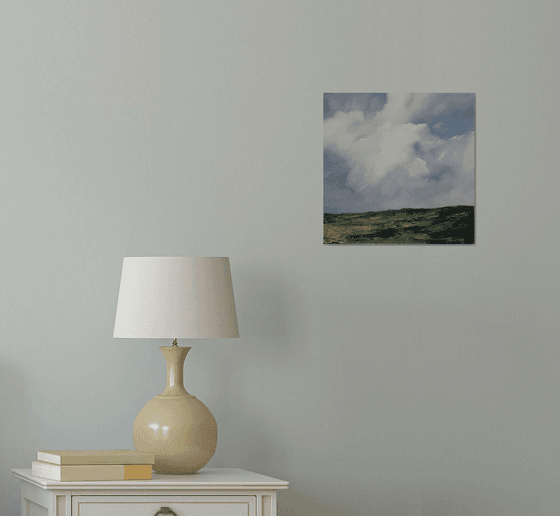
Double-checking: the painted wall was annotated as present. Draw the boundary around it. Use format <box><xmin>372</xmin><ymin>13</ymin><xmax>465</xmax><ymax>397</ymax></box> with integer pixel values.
<box><xmin>1</xmin><ymin>1</ymin><xmax>559</xmax><ymax>514</ymax></box>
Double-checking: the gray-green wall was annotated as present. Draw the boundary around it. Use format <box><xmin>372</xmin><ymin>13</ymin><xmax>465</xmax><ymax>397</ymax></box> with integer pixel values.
<box><xmin>2</xmin><ymin>1</ymin><xmax>559</xmax><ymax>515</ymax></box>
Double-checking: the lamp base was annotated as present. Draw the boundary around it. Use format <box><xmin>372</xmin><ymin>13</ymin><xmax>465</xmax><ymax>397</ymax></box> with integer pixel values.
<box><xmin>133</xmin><ymin>346</ymin><xmax>217</xmax><ymax>474</ymax></box>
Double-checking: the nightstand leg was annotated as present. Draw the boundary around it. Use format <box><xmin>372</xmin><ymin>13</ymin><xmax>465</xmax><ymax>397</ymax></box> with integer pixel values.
<box><xmin>258</xmin><ymin>492</ymin><xmax>278</xmax><ymax>516</ymax></box>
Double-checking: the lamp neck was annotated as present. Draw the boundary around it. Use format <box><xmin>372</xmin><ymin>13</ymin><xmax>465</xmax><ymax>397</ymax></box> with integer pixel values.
<box><xmin>159</xmin><ymin>345</ymin><xmax>191</xmax><ymax>396</ymax></box>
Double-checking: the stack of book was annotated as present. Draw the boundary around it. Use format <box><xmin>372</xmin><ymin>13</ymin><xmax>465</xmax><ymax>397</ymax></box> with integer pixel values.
<box><xmin>31</xmin><ymin>450</ymin><xmax>155</xmax><ymax>481</ymax></box>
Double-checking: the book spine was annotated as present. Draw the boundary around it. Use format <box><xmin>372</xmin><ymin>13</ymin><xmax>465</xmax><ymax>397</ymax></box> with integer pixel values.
<box><xmin>31</xmin><ymin>462</ymin><xmax>152</xmax><ymax>481</ymax></box>
<box><xmin>123</xmin><ymin>464</ymin><xmax>153</xmax><ymax>480</ymax></box>
<box><xmin>37</xmin><ymin>451</ymin><xmax>155</xmax><ymax>465</ymax></box>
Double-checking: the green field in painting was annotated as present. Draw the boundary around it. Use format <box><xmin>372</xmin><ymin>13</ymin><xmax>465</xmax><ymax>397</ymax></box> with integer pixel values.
<box><xmin>323</xmin><ymin>205</ymin><xmax>475</xmax><ymax>245</ymax></box>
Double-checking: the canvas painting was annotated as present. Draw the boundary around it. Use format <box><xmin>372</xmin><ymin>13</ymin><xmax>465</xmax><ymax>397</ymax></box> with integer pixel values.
<box><xmin>323</xmin><ymin>93</ymin><xmax>475</xmax><ymax>245</ymax></box>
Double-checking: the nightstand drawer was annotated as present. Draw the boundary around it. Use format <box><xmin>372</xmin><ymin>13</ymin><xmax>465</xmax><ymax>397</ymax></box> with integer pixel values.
<box><xmin>72</xmin><ymin>495</ymin><xmax>256</xmax><ymax>516</ymax></box>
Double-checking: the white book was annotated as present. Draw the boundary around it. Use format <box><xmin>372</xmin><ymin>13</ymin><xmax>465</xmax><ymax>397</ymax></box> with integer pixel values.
<box><xmin>37</xmin><ymin>450</ymin><xmax>155</xmax><ymax>466</ymax></box>
<box><xmin>31</xmin><ymin>461</ymin><xmax>153</xmax><ymax>481</ymax></box>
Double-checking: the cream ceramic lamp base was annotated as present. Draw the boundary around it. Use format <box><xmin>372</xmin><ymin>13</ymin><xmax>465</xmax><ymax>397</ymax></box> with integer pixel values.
<box><xmin>133</xmin><ymin>346</ymin><xmax>217</xmax><ymax>474</ymax></box>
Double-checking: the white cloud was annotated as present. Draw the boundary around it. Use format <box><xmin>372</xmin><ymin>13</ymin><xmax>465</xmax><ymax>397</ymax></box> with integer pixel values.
<box><xmin>348</xmin><ymin>121</ymin><xmax>427</xmax><ymax>188</ymax></box>
<box><xmin>324</xmin><ymin>93</ymin><xmax>475</xmax><ymax>211</ymax></box>
<box><xmin>404</xmin><ymin>157</ymin><xmax>429</xmax><ymax>177</ymax></box>
<box><xmin>323</xmin><ymin>110</ymin><xmax>366</xmax><ymax>154</ymax></box>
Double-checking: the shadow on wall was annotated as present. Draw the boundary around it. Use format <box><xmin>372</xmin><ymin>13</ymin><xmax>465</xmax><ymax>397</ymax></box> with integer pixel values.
<box><xmin>205</xmin><ymin>263</ymin><xmax>291</xmax><ymax>470</ymax></box>
<box><xmin>278</xmin><ymin>489</ymin><xmax>382</xmax><ymax>516</ymax></box>
<box><xmin>232</xmin><ymin>259</ymin><xmax>309</xmax><ymax>368</ymax></box>
<box><xmin>0</xmin><ymin>362</ymin><xmax>40</xmax><ymax>516</ymax></box>
<box><xmin>235</xmin><ymin>263</ymin><xmax>291</xmax><ymax>350</ymax></box>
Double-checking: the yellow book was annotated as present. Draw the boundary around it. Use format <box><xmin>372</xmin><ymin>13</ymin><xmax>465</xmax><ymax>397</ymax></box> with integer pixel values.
<box><xmin>31</xmin><ymin>461</ymin><xmax>152</xmax><ymax>481</ymax></box>
<box><xmin>37</xmin><ymin>450</ymin><xmax>155</xmax><ymax>466</ymax></box>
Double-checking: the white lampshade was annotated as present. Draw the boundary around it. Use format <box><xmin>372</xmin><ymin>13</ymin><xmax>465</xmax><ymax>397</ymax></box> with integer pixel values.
<box><xmin>113</xmin><ymin>257</ymin><xmax>239</xmax><ymax>339</ymax></box>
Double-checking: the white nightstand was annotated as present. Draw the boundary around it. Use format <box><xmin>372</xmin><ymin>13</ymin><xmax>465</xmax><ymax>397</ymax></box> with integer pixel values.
<box><xmin>12</xmin><ymin>467</ymin><xmax>289</xmax><ymax>516</ymax></box>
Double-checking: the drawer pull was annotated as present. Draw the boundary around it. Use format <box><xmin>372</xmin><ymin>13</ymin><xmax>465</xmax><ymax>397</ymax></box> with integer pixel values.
<box><xmin>154</xmin><ymin>508</ymin><xmax>177</xmax><ymax>516</ymax></box>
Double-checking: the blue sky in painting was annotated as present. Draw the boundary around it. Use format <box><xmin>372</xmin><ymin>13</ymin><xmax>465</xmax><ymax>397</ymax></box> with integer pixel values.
<box><xmin>324</xmin><ymin>93</ymin><xmax>475</xmax><ymax>213</ymax></box>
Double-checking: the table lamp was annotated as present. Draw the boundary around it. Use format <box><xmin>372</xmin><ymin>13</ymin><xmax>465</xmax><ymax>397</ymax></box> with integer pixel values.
<box><xmin>113</xmin><ymin>257</ymin><xmax>239</xmax><ymax>474</ymax></box>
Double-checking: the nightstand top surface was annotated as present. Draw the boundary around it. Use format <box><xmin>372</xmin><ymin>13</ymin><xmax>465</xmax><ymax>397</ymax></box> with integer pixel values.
<box><xmin>12</xmin><ymin>467</ymin><xmax>289</xmax><ymax>491</ymax></box>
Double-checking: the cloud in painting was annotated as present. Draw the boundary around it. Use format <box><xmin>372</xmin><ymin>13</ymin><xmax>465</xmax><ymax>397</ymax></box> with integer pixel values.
<box><xmin>323</xmin><ymin>93</ymin><xmax>475</xmax><ymax>213</ymax></box>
